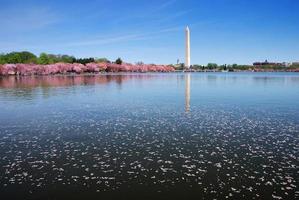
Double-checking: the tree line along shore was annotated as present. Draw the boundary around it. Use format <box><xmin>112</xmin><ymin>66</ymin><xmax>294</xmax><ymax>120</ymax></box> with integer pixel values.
<box><xmin>0</xmin><ymin>51</ymin><xmax>298</xmax><ymax>76</ymax></box>
<box><xmin>175</xmin><ymin>63</ymin><xmax>299</xmax><ymax>72</ymax></box>
<box><xmin>0</xmin><ymin>51</ymin><xmax>174</xmax><ymax>75</ymax></box>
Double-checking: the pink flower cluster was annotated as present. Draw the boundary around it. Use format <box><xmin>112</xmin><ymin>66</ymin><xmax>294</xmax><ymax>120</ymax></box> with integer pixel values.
<box><xmin>106</xmin><ymin>63</ymin><xmax>174</xmax><ymax>72</ymax></box>
<box><xmin>0</xmin><ymin>62</ymin><xmax>174</xmax><ymax>76</ymax></box>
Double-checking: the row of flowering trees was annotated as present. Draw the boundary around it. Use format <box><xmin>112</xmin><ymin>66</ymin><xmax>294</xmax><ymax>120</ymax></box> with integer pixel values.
<box><xmin>0</xmin><ymin>62</ymin><xmax>175</xmax><ymax>76</ymax></box>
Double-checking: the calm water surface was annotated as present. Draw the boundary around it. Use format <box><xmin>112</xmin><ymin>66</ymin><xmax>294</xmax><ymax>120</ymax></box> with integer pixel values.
<box><xmin>0</xmin><ymin>73</ymin><xmax>298</xmax><ymax>199</ymax></box>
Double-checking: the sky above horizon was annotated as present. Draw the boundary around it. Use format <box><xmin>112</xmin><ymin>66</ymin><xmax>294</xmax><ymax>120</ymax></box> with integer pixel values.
<box><xmin>0</xmin><ymin>0</ymin><xmax>298</xmax><ymax>65</ymax></box>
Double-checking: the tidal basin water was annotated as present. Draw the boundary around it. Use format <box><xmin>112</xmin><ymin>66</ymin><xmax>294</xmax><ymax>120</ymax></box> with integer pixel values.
<box><xmin>0</xmin><ymin>73</ymin><xmax>298</xmax><ymax>199</ymax></box>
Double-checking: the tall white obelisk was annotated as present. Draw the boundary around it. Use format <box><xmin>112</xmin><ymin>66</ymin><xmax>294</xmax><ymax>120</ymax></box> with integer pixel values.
<box><xmin>185</xmin><ymin>26</ymin><xmax>191</xmax><ymax>69</ymax></box>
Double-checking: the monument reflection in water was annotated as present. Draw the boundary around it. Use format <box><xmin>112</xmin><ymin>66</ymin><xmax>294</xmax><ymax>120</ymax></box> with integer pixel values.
<box><xmin>0</xmin><ymin>73</ymin><xmax>298</xmax><ymax>200</ymax></box>
<box><xmin>185</xmin><ymin>73</ymin><xmax>191</xmax><ymax>112</ymax></box>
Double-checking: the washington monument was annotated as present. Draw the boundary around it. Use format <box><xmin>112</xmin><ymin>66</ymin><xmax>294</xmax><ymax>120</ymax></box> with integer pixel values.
<box><xmin>185</xmin><ymin>26</ymin><xmax>191</xmax><ymax>69</ymax></box>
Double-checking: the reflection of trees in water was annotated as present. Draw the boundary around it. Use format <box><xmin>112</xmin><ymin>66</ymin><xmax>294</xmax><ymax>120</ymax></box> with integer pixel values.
<box><xmin>0</xmin><ymin>75</ymin><xmax>157</xmax><ymax>99</ymax></box>
<box><xmin>252</xmin><ymin>76</ymin><xmax>286</xmax><ymax>85</ymax></box>
<box><xmin>0</xmin><ymin>77</ymin><xmax>36</xmax><ymax>99</ymax></box>
<box><xmin>188</xmin><ymin>73</ymin><xmax>299</xmax><ymax>86</ymax></box>
<box><xmin>0</xmin><ymin>75</ymin><xmax>155</xmax><ymax>88</ymax></box>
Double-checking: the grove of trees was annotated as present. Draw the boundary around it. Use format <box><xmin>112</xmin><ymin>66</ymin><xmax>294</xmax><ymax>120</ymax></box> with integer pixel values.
<box><xmin>1</xmin><ymin>51</ymin><xmax>298</xmax><ymax>72</ymax></box>
<box><xmin>115</xmin><ymin>58</ymin><xmax>123</xmax><ymax>65</ymax></box>
<box><xmin>0</xmin><ymin>51</ymin><xmax>109</xmax><ymax>65</ymax></box>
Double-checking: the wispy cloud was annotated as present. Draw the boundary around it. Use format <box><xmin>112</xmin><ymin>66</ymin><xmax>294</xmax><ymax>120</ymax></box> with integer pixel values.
<box><xmin>109</xmin><ymin>0</ymin><xmax>178</xmax><ymax>26</ymax></box>
<box><xmin>155</xmin><ymin>9</ymin><xmax>192</xmax><ymax>24</ymax></box>
<box><xmin>63</xmin><ymin>26</ymin><xmax>183</xmax><ymax>47</ymax></box>
<box><xmin>154</xmin><ymin>0</ymin><xmax>177</xmax><ymax>12</ymax></box>
<box><xmin>0</xmin><ymin>5</ymin><xmax>60</xmax><ymax>31</ymax></box>
<box><xmin>65</xmin><ymin>34</ymin><xmax>144</xmax><ymax>47</ymax></box>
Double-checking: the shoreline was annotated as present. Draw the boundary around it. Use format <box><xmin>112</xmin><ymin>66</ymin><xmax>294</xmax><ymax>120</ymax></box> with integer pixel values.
<box><xmin>0</xmin><ymin>71</ymin><xmax>298</xmax><ymax>78</ymax></box>
<box><xmin>1</xmin><ymin>63</ymin><xmax>298</xmax><ymax>76</ymax></box>
<box><xmin>0</xmin><ymin>62</ymin><xmax>175</xmax><ymax>76</ymax></box>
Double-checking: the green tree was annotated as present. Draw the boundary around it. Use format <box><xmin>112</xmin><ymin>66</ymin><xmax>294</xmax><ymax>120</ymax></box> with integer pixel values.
<box><xmin>47</xmin><ymin>54</ymin><xmax>59</xmax><ymax>63</ymax></box>
<box><xmin>96</xmin><ymin>58</ymin><xmax>109</xmax><ymax>63</ymax></box>
<box><xmin>290</xmin><ymin>63</ymin><xmax>299</xmax><ymax>68</ymax></box>
<box><xmin>18</xmin><ymin>51</ymin><xmax>37</xmax><ymax>63</ymax></box>
<box><xmin>74</xmin><ymin>57</ymin><xmax>95</xmax><ymax>64</ymax></box>
<box><xmin>115</xmin><ymin>57</ymin><xmax>123</xmax><ymax>65</ymax></box>
<box><xmin>38</xmin><ymin>53</ymin><xmax>51</xmax><ymax>64</ymax></box>
<box><xmin>0</xmin><ymin>54</ymin><xmax>7</xmax><ymax>64</ymax></box>
<box><xmin>61</xmin><ymin>55</ymin><xmax>75</xmax><ymax>63</ymax></box>
<box><xmin>207</xmin><ymin>63</ymin><xmax>218</xmax><ymax>69</ymax></box>
<box><xmin>6</xmin><ymin>52</ymin><xmax>22</xmax><ymax>63</ymax></box>
<box><xmin>219</xmin><ymin>64</ymin><xmax>227</xmax><ymax>70</ymax></box>
<box><xmin>191</xmin><ymin>64</ymin><xmax>203</xmax><ymax>70</ymax></box>
<box><xmin>1</xmin><ymin>51</ymin><xmax>38</xmax><ymax>64</ymax></box>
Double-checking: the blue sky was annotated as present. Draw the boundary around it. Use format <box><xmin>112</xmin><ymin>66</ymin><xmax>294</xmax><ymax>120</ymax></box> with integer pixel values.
<box><xmin>0</xmin><ymin>0</ymin><xmax>298</xmax><ymax>65</ymax></box>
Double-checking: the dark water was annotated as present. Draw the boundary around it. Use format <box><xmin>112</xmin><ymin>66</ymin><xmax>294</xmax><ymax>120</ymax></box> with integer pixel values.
<box><xmin>0</xmin><ymin>73</ymin><xmax>298</xmax><ymax>200</ymax></box>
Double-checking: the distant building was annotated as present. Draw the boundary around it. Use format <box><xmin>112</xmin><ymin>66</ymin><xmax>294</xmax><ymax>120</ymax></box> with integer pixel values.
<box><xmin>282</xmin><ymin>62</ymin><xmax>291</xmax><ymax>67</ymax></box>
<box><xmin>253</xmin><ymin>60</ymin><xmax>285</xmax><ymax>66</ymax></box>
